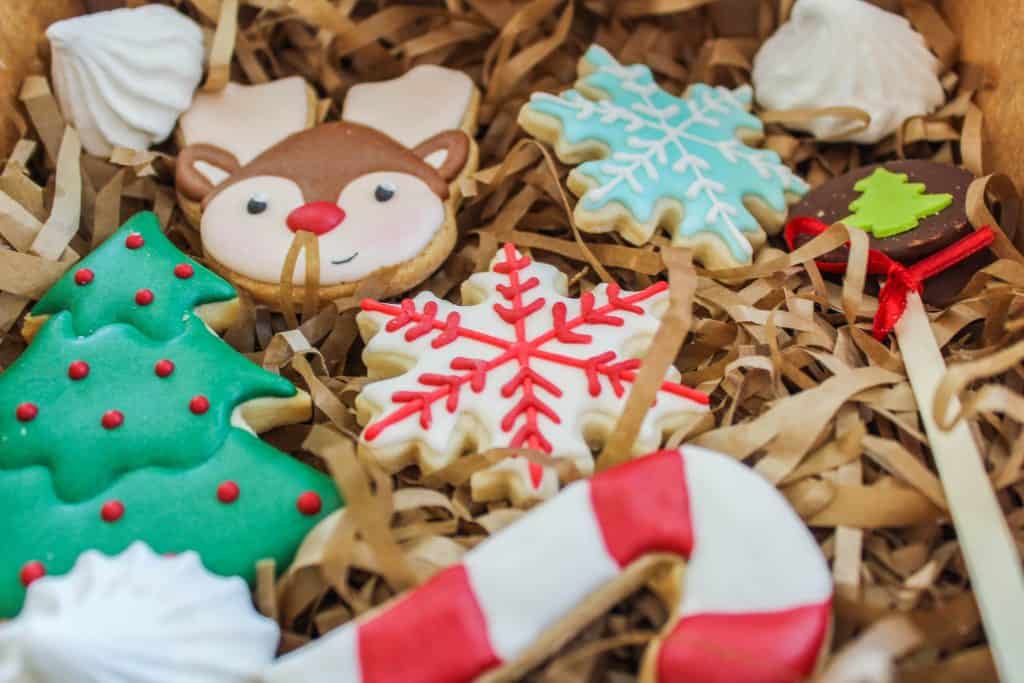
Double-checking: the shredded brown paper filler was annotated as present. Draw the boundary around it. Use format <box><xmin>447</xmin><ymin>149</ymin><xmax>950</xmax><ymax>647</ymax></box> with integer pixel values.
<box><xmin>2</xmin><ymin>1</ymin><xmax>1024</xmax><ymax>681</ymax></box>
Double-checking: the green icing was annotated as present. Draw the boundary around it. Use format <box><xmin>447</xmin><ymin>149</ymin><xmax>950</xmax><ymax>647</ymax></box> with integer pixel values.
<box><xmin>0</xmin><ymin>313</ymin><xmax>298</xmax><ymax>502</ymax></box>
<box><xmin>845</xmin><ymin>168</ymin><xmax>953</xmax><ymax>239</ymax></box>
<box><xmin>32</xmin><ymin>211</ymin><xmax>236</xmax><ymax>339</ymax></box>
<box><xmin>0</xmin><ymin>428</ymin><xmax>340</xmax><ymax>616</ymax></box>
<box><xmin>0</xmin><ymin>212</ymin><xmax>343</xmax><ymax>617</ymax></box>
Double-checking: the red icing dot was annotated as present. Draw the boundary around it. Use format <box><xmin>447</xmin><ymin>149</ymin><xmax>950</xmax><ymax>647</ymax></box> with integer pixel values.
<box><xmin>68</xmin><ymin>360</ymin><xmax>90</xmax><ymax>380</ymax></box>
<box><xmin>217</xmin><ymin>481</ymin><xmax>240</xmax><ymax>503</ymax></box>
<box><xmin>135</xmin><ymin>288</ymin><xmax>154</xmax><ymax>306</ymax></box>
<box><xmin>100</xmin><ymin>500</ymin><xmax>124</xmax><ymax>522</ymax></box>
<box><xmin>155</xmin><ymin>359</ymin><xmax>175</xmax><ymax>377</ymax></box>
<box><xmin>19</xmin><ymin>561</ymin><xmax>45</xmax><ymax>587</ymax></box>
<box><xmin>74</xmin><ymin>268</ymin><xmax>94</xmax><ymax>286</ymax></box>
<box><xmin>174</xmin><ymin>263</ymin><xmax>194</xmax><ymax>279</ymax></box>
<box><xmin>101</xmin><ymin>410</ymin><xmax>124</xmax><ymax>429</ymax></box>
<box><xmin>125</xmin><ymin>232</ymin><xmax>145</xmax><ymax>249</ymax></box>
<box><xmin>15</xmin><ymin>402</ymin><xmax>37</xmax><ymax>422</ymax></box>
<box><xmin>189</xmin><ymin>395</ymin><xmax>210</xmax><ymax>415</ymax></box>
<box><xmin>296</xmin><ymin>491</ymin><xmax>322</xmax><ymax>516</ymax></box>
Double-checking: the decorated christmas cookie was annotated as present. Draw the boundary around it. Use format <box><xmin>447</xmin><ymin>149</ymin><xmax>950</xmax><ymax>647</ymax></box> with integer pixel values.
<box><xmin>176</xmin><ymin>122</ymin><xmax>471</xmax><ymax>307</ymax></box>
<box><xmin>47</xmin><ymin>4</ymin><xmax>204</xmax><ymax>157</ymax></box>
<box><xmin>0</xmin><ymin>543</ymin><xmax>279</xmax><ymax>683</ymax></box>
<box><xmin>176</xmin><ymin>77</ymin><xmax>319</xmax><ymax>226</ymax></box>
<box><xmin>753</xmin><ymin>0</ymin><xmax>944</xmax><ymax>144</ymax></box>
<box><xmin>788</xmin><ymin>160</ymin><xmax>990</xmax><ymax>304</ymax></box>
<box><xmin>519</xmin><ymin>45</ymin><xmax>807</xmax><ymax>270</ymax></box>
<box><xmin>266</xmin><ymin>447</ymin><xmax>833</xmax><ymax>683</ymax></box>
<box><xmin>0</xmin><ymin>213</ymin><xmax>341</xmax><ymax>617</ymax></box>
<box><xmin>342</xmin><ymin>64</ymin><xmax>479</xmax><ymax>197</ymax></box>
<box><xmin>356</xmin><ymin>244</ymin><xmax>710</xmax><ymax>503</ymax></box>
<box><xmin>23</xmin><ymin>212</ymin><xmax>239</xmax><ymax>342</ymax></box>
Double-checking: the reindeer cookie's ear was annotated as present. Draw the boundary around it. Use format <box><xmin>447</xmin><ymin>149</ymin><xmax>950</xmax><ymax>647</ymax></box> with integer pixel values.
<box><xmin>412</xmin><ymin>130</ymin><xmax>470</xmax><ymax>182</ymax></box>
<box><xmin>176</xmin><ymin>144</ymin><xmax>242</xmax><ymax>203</ymax></box>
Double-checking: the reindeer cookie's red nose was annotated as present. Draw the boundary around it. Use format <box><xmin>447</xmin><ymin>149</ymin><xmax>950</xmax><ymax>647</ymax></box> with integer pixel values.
<box><xmin>286</xmin><ymin>202</ymin><xmax>346</xmax><ymax>235</ymax></box>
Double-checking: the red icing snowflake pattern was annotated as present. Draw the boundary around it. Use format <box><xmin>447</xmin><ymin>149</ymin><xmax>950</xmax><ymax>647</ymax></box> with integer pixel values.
<box><xmin>357</xmin><ymin>244</ymin><xmax>709</xmax><ymax>501</ymax></box>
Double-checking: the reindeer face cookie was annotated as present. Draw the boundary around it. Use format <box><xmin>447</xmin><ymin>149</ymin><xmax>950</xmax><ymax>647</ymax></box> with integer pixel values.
<box><xmin>176</xmin><ymin>122</ymin><xmax>470</xmax><ymax>305</ymax></box>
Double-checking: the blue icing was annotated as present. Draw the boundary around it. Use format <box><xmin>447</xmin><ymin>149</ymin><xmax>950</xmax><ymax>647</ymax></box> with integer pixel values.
<box><xmin>524</xmin><ymin>45</ymin><xmax>808</xmax><ymax>263</ymax></box>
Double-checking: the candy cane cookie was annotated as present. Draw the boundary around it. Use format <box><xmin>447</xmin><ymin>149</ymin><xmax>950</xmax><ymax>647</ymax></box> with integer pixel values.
<box><xmin>265</xmin><ymin>447</ymin><xmax>833</xmax><ymax>683</ymax></box>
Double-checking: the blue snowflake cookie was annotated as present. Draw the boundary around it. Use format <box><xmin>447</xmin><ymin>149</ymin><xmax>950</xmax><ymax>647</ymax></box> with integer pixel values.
<box><xmin>519</xmin><ymin>45</ymin><xmax>808</xmax><ymax>268</ymax></box>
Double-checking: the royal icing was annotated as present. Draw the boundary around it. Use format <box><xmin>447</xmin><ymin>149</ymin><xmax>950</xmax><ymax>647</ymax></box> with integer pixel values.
<box><xmin>177</xmin><ymin>122</ymin><xmax>470</xmax><ymax>289</ymax></box>
<box><xmin>0</xmin><ymin>214</ymin><xmax>341</xmax><ymax>617</ymax></box>
<box><xmin>844</xmin><ymin>167</ymin><xmax>953</xmax><ymax>238</ymax></box>
<box><xmin>356</xmin><ymin>244</ymin><xmax>710</xmax><ymax>503</ymax></box>
<box><xmin>342</xmin><ymin>65</ymin><xmax>475</xmax><ymax>149</ymax></box>
<box><xmin>47</xmin><ymin>5</ymin><xmax>204</xmax><ymax>157</ymax></box>
<box><xmin>0</xmin><ymin>543</ymin><xmax>280</xmax><ymax>683</ymax></box>
<box><xmin>752</xmin><ymin>0</ymin><xmax>945</xmax><ymax>144</ymax></box>
<box><xmin>519</xmin><ymin>45</ymin><xmax>807</xmax><ymax>265</ymax></box>
<box><xmin>179</xmin><ymin>77</ymin><xmax>315</xmax><ymax>186</ymax></box>
<box><xmin>265</xmin><ymin>447</ymin><xmax>833</xmax><ymax>683</ymax></box>
<box><xmin>30</xmin><ymin>212</ymin><xmax>235</xmax><ymax>339</ymax></box>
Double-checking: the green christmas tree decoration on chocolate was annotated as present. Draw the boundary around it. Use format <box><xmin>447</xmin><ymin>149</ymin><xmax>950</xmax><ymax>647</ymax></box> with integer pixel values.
<box><xmin>26</xmin><ymin>211</ymin><xmax>237</xmax><ymax>340</ymax></box>
<box><xmin>845</xmin><ymin>167</ymin><xmax>953</xmax><ymax>239</ymax></box>
<box><xmin>0</xmin><ymin>212</ymin><xmax>341</xmax><ymax>617</ymax></box>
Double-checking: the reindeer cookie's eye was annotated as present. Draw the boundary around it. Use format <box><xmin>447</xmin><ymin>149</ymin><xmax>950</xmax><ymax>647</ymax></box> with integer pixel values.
<box><xmin>246</xmin><ymin>193</ymin><xmax>269</xmax><ymax>215</ymax></box>
<box><xmin>374</xmin><ymin>183</ymin><xmax>396</xmax><ymax>203</ymax></box>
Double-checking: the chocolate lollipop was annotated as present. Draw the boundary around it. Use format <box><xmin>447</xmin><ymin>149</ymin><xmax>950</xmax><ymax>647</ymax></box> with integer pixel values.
<box><xmin>788</xmin><ymin>160</ymin><xmax>992</xmax><ymax>305</ymax></box>
<box><xmin>786</xmin><ymin>214</ymin><xmax>1024</xmax><ymax>682</ymax></box>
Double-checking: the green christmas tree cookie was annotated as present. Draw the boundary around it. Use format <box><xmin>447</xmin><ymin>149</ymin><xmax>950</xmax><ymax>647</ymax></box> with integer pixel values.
<box><xmin>0</xmin><ymin>212</ymin><xmax>342</xmax><ymax>616</ymax></box>
<box><xmin>25</xmin><ymin>211</ymin><xmax>239</xmax><ymax>340</ymax></box>
<box><xmin>845</xmin><ymin>167</ymin><xmax>953</xmax><ymax>239</ymax></box>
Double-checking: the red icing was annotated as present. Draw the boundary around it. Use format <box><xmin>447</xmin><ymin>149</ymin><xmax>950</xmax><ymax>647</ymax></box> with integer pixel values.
<box><xmin>19</xmin><ymin>561</ymin><xmax>45</xmax><ymax>587</ymax></box>
<box><xmin>101</xmin><ymin>410</ymin><xmax>124</xmax><ymax>429</ymax></box>
<box><xmin>154</xmin><ymin>359</ymin><xmax>175</xmax><ymax>377</ymax></box>
<box><xmin>189</xmin><ymin>395</ymin><xmax>210</xmax><ymax>415</ymax></box>
<box><xmin>135</xmin><ymin>288</ymin><xmax>155</xmax><ymax>306</ymax></box>
<box><xmin>68</xmin><ymin>360</ymin><xmax>90</xmax><ymax>380</ymax></box>
<box><xmin>217</xmin><ymin>481</ymin><xmax>240</xmax><ymax>503</ymax></box>
<box><xmin>296</xmin><ymin>491</ymin><xmax>322</xmax><ymax>516</ymax></box>
<box><xmin>656</xmin><ymin>602</ymin><xmax>832</xmax><ymax>683</ymax></box>
<box><xmin>286</xmin><ymin>201</ymin><xmax>346</xmax><ymax>235</ymax></box>
<box><xmin>74</xmin><ymin>268</ymin><xmax>94</xmax><ymax>285</ymax></box>
<box><xmin>590</xmin><ymin>450</ymin><xmax>693</xmax><ymax>567</ymax></box>
<box><xmin>100</xmin><ymin>500</ymin><xmax>125</xmax><ymax>522</ymax></box>
<box><xmin>15</xmin><ymin>402</ymin><xmax>38</xmax><ymax>422</ymax></box>
<box><xmin>174</xmin><ymin>263</ymin><xmax>195</xmax><ymax>279</ymax></box>
<box><xmin>358</xmin><ymin>565</ymin><xmax>501</xmax><ymax>683</ymax></box>
<box><xmin>125</xmin><ymin>232</ymin><xmax>145</xmax><ymax>249</ymax></box>
<box><xmin>360</xmin><ymin>244</ymin><xmax>709</xmax><ymax>489</ymax></box>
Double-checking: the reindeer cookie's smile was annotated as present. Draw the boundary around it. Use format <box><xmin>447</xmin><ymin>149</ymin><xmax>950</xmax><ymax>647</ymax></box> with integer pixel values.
<box><xmin>331</xmin><ymin>252</ymin><xmax>359</xmax><ymax>266</ymax></box>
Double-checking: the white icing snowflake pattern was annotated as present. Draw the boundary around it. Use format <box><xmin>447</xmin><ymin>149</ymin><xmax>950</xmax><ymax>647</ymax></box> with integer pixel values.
<box><xmin>519</xmin><ymin>45</ymin><xmax>807</xmax><ymax>265</ymax></box>
<box><xmin>356</xmin><ymin>244</ymin><xmax>709</xmax><ymax>503</ymax></box>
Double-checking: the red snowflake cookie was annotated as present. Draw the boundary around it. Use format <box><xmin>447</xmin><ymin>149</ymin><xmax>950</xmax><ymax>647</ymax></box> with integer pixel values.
<box><xmin>356</xmin><ymin>244</ymin><xmax>709</xmax><ymax>503</ymax></box>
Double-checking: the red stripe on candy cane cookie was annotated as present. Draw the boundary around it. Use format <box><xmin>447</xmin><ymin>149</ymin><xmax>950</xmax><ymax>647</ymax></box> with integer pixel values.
<box><xmin>656</xmin><ymin>605</ymin><xmax>832</xmax><ymax>683</ymax></box>
<box><xmin>590</xmin><ymin>449</ymin><xmax>693</xmax><ymax>566</ymax></box>
<box><xmin>358</xmin><ymin>564</ymin><xmax>500</xmax><ymax>683</ymax></box>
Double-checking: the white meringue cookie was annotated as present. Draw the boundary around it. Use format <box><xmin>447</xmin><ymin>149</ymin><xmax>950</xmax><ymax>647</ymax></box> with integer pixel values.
<box><xmin>752</xmin><ymin>0</ymin><xmax>945</xmax><ymax>144</ymax></box>
<box><xmin>47</xmin><ymin>5</ymin><xmax>205</xmax><ymax>157</ymax></box>
<box><xmin>0</xmin><ymin>543</ymin><xmax>279</xmax><ymax>683</ymax></box>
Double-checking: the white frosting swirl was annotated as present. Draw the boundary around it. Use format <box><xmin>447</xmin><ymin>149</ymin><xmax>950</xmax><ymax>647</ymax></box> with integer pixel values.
<box><xmin>47</xmin><ymin>5</ymin><xmax>204</xmax><ymax>157</ymax></box>
<box><xmin>0</xmin><ymin>543</ymin><xmax>279</xmax><ymax>683</ymax></box>
<box><xmin>752</xmin><ymin>0</ymin><xmax>944</xmax><ymax>144</ymax></box>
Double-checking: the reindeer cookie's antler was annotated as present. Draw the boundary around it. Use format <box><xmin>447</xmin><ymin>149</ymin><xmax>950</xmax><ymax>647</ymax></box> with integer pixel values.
<box><xmin>265</xmin><ymin>447</ymin><xmax>833</xmax><ymax>683</ymax></box>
